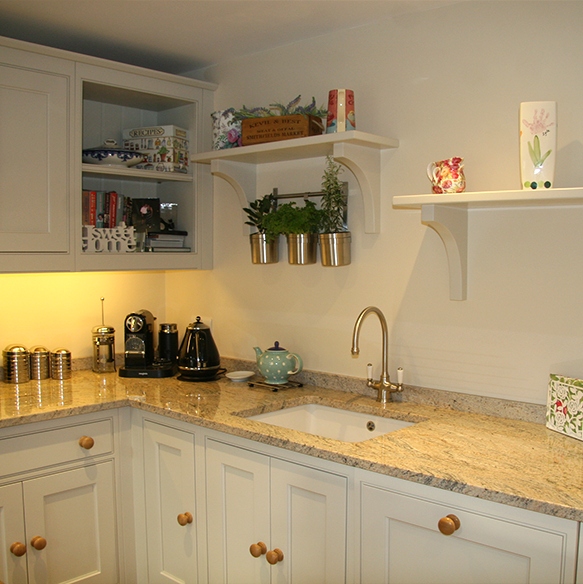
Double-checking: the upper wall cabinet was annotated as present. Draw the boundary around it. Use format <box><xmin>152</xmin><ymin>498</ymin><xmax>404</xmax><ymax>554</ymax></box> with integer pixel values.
<box><xmin>0</xmin><ymin>45</ymin><xmax>75</xmax><ymax>272</ymax></box>
<box><xmin>192</xmin><ymin>131</ymin><xmax>399</xmax><ymax>234</ymax></box>
<box><xmin>0</xmin><ymin>36</ymin><xmax>217</xmax><ymax>274</ymax></box>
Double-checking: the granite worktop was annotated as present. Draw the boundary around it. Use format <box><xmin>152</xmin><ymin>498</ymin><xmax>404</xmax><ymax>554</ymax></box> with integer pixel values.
<box><xmin>1</xmin><ymin>369</ymin><xmax>583</xmax><ymax>522</ymax></box>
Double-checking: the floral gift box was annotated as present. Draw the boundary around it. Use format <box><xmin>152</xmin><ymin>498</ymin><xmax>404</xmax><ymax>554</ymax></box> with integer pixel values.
<box><xmin>546</xmin><ymin>374</ymin><xmax>583</xmax><ymax>441</ymax></box>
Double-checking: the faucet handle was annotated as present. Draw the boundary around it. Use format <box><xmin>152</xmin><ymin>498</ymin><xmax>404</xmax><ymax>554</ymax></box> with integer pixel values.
<box><xmin>367</xmin><ymin>363</ymin><xmax>373</xmax><ymax>380</ymax></box>
<box><xmin>397</xmin><ymin>367</ymin><xmax>404</xmax><ymax>385</ymax></box>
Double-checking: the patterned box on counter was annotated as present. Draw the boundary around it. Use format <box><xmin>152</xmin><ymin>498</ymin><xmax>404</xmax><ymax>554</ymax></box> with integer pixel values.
<box><xmin>546</xmin><ymin>374</ymin><xmax>583</xmax><ymax>441</ymax></box>
<box><xmin>123</xmin><ymin>125</ymin><xmax>189</xmax><ymax>172</ymax></box>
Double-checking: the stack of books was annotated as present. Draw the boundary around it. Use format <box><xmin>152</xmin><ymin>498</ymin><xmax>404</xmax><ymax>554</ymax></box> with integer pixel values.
<box><xmin>82</xmin><ymin>190</ymin><xmax>130</xmax><ymax>228</ymax></box>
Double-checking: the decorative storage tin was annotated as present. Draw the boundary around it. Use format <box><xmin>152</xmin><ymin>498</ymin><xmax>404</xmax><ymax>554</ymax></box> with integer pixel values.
<box><xmin>241</xmin><ymin>115</ymin><xmax>324</xmax><ymax>146</ymax></box>
<box><xmin>123</xmin><ymin>125</ymin><xmax>189</xmax><ymax>173</ymax></box>
<box><xmin>546</xmin><ymin>374</ymin><xmax>583</xmax><ymax>441</ymax></box>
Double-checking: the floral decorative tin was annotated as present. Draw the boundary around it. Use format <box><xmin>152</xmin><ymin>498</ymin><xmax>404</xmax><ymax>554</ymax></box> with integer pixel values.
<box><xmin>546</xmin><ymin>374</ymin><xmax>583</xmax><ymax>441</ymax></box>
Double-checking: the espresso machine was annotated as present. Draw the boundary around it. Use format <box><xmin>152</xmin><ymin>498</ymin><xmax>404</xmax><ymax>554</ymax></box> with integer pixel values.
<box><xmin>118</xmin><ymin>310</ymin><xmax>177</xmax><ymax>378</ymax></box>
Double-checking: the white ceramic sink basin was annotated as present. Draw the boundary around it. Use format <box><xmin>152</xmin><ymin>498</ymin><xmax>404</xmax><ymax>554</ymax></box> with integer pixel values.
<box><xmin>247</xmin><ymin>404</ymin><xmax>414</xmax><ymax>443</ymax></box>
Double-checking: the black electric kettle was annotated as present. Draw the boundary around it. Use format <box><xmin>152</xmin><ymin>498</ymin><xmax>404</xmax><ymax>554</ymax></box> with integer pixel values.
<box><xmin>178</xmin><ymin>317</ymin><xmax>222</xmax><ymax>380</ymax></box>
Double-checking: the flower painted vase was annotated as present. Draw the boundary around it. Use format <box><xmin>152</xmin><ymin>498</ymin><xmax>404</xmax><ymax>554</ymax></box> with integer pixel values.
<box><xmin>520</xmin><ymin>101</ymin><xmax>556</xmax><ymax>190</ymax></box>
<box><xmin>211</xmin><ymin>109</ymin><xmax>242</xmax><ymax>150</ymax></box>
<box><xmin>427</xmin><ymin>157</ymin><xmax>465</xmax><ymax>194</ymax></box>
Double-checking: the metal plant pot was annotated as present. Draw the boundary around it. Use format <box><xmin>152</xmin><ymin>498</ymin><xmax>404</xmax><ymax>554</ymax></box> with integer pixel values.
<box><xmin>319</xmin><ymin>232</ymin><xmax>351</xmax><ymax>266</ymax></box>
<box><xmin>286</xmin><ymin>233</ymin><xmax>318</xmax><ymax>265</ymax></box>
<box><xmin>250</xmin><ymin>233</ymin><xmax>279</xmax><ymax>264</ymax></box>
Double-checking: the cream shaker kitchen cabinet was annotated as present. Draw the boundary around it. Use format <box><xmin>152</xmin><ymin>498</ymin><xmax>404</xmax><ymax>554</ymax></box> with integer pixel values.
<box><xmin>0</xmin><ymin>412</ymin><xmax>121</xmax><ymax>584</ymax></box>
<box><xmin>141</xmin><ymin>419</ymin><xmax>199</xmax><ymax>584</ymax></box>
<box><xmin>0</xmin><ymin>34</ymin><xmax>216</xmax><ymax>274</ymax></box>
<box><xmin>0</xmin><ymin>43</ymin><xmax>75</xmax><ymax>272</ymax></box>
<box><xmin>76</xmin><ymin>62</ymin><xmax>214</xmax><ymax>272</ymax></box>
<box><xmin>205</xmin><ymin>438</ymin><xmax>349</xmax><ymax>584</ymax></box>
<box><xmin>357</xmin><ymin>471</ymin><xmax>579</xmax><ymax>584</ymax></box>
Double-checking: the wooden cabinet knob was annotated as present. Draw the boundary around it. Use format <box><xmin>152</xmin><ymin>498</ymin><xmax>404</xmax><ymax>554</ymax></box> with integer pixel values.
<box><xmin>266</xmin><ymin>548</ymin><xmax>284</xmax><ymax>565</ymax></box>
<box><xmin>30</xmin><ymin>536</ymin><xmax>47</xmax><ymax>550</ymax></box>
<box><xmin>10</xmin><ymin>542</ymin><xmax>26</xmax><ymax>557</ymax></box>
<box><xmin>79</xmin><ymin>436</ymin><xmax>95</xmax><ymax>450</ymax></box>
<box><xmin>177</xmin><ymin>512</ymin><xmax>193</xmax><ymax>526</ymax></box>
<box><xmin>249</xmin><ymin>541</ymin><xmax>267</xmax><ymax>557</ymax></box>
<box><xmin>438</xmin><ymin>514</ymin><xmax>461</xmax><ymax>535</ymax></box>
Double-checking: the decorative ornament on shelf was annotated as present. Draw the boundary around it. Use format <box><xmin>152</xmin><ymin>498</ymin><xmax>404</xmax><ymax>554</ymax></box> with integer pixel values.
<box><xmin>211</xmin><ymin>96</ymin><xmax>327</xmax><ymax>150</ymax></box>
<box><xmin>427</xmin><ymin>157</ymin><xmax>466</xmax><ymax>194</ymax></box>
<box><xmin>326</xmin><ymin>89</ymin><xmax>355</xmax><ymax>134</ymax></box>
<box><xmin>520</xmin><ymin>101</ymin><xmax>556</xmax><ymax>190</ymax></box>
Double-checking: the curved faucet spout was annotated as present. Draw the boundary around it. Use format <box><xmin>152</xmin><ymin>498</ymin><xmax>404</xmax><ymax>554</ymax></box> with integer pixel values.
<box><xmin>351</xmin><ymin>306</ymin><xmax>403</xmax><ymax>403</ymax></box>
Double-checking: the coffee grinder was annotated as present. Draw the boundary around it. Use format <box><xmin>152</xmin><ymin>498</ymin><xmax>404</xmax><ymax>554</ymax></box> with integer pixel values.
<box><xmin>118</xmin><ymin>310</ymin><xmax>177</xmax><ymax>378</ymax></box>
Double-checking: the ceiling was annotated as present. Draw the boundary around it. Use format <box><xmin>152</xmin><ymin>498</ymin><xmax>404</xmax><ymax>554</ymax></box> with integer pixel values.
<box><xmin>0</xmin><ymin>0</ymin><xmax>457</xmax><ymax>75</ymax></box>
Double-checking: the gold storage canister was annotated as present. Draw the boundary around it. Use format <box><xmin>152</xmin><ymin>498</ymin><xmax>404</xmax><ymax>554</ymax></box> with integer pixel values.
<box><xmin>30</xmin><ymin>345</ymin><xmax>50</xmax><ymax>380</ymax></box>
<box><xmin>3</xmin><ymin>344</ymin><xmax>30</xmax><ymax>384</ymax></box>
<box><xmin>50</xmin><ymin>348</ymin><xmax>72</xmax><ymax>380</ymax></box>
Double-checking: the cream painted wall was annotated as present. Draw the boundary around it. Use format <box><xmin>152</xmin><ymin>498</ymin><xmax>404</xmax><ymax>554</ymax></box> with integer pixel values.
<box><xmin>167</xmin><ymin>1</ymin><xmax>583</xmax><ymax>405</ymax></box>
<box><xmin>0</xmin><ymin>271</ymin><xmax>167</xmax><ymax>358</ymax></box>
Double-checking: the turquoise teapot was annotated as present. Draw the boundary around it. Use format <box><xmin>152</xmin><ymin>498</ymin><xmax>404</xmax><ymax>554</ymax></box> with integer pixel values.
<box><xmin>254</xmin><ymin>342</ymin><xmax>303</xmax><ymax>384</ymax></box>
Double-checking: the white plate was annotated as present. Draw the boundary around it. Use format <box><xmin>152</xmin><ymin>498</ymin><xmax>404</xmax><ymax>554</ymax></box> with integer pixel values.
<box><xmin>226</xmin><ymin>371</ymin><xmax>255</xmax><ymax>382</ymax></box>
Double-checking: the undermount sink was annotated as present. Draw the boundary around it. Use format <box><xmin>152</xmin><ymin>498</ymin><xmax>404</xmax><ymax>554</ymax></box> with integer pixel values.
<box><xmin>246</xmin><ymin>403</ymin><xmax>415</xmax><ymax>443</ymax></box>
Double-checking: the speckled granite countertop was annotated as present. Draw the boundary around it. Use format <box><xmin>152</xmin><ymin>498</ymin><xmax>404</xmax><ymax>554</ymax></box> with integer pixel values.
<box><xmin>2</xmin><ymin>370</ymin><xmax>582</xmax><ymax>522</ymax></box>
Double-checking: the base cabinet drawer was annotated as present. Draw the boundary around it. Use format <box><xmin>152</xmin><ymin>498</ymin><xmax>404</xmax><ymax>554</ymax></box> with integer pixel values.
<box><xmin>0</xmin><ymin>417</ymin><xmax>114</xmax><ymax>477</ymax></box>
<box><xmin>359</xmin><ymin>479</ymin><xmax>578</xmax><ymax>584</ymax></box>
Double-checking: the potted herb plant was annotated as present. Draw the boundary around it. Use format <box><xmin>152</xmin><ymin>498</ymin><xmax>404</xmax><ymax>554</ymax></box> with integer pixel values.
<box><xmin>263</xmin><ymin>201</ymin><xmax>323</xmax><ymax>265</ymax></box>
<box><xmin>243</xmin><ymin>193</ymin><xmax>279</xmax><ymax>264</ymax></box>
<box><xmin>319</xmin><ymin>155</ymin><xmax>351</xmax><ymax>266</ymax></box>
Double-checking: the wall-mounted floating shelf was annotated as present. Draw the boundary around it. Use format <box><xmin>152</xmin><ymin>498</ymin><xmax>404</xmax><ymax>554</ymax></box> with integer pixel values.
<box><xmin>192</xmin><ymin>130</ymin><xmax>399</xmax><ymax>234</ymax></box>
<box><xmin>393</xmin><ymin>187</ymin><xmax>583</xmax><ymax>301</ymax></box>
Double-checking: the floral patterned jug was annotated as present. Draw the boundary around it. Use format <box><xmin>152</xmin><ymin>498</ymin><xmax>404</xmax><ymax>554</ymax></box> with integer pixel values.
<box><xmin>427</xmin><ymin>157</ymin><xmax>466</xmax><ymax>194</ymax></box>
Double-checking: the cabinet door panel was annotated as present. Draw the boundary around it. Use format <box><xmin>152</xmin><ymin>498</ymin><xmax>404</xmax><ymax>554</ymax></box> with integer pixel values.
<box><xmin>23</xmin><ymin>461</ymin><xmax>118</xmax><ymax>584</ymax></box>
<box><xmin>0</xmin><ymin>482</ymin><xmax>27</xmax><ymax>584</ymax></box>
<box><xmin>361</xmin><ymin>483</ymin><xmax>572</xmax><ymax>584</ymax></box>
<box><xmin>143</xmin><ymin>420</ymin><xmax>197</xmax><ymax>584</ymax></box>
<box><xmin>271</xmin><ymin>458</ymin><xmax>348</xmax><ymax>584</ymax></box>
<box><xmin>206</xmin><ymin>439</ymin><xmax>270</xmax><ymax>584</ymax></box>
<box><xmin>0</xmin><ymin>63</ymin><xmax>70</xmax><ymax>253</ymax></box>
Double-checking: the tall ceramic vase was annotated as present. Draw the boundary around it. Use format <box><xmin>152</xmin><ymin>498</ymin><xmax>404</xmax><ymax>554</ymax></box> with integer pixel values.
<box><xmin>520</xmin><ymin>101</ymin><xmax>556</xmax><ymax>190</ymax></box>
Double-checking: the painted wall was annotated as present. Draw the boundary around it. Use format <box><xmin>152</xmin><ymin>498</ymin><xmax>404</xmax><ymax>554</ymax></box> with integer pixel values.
<box><xmin>167</xmin><ymin>1</ymin><xmax>583</xmax><ymax>405</ymax></box>
<box><xmin>0</xmin><ymin>271</ymin><xmax>167</xmax><ymax>358</ymax></box>
<box><xmin>1</xmin><ymin>2</ymin><xmax>581</xmax><ymax>407</ymax></box>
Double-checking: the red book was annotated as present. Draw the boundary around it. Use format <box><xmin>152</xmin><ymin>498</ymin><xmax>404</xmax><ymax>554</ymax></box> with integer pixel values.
<box><xmin>108</xmin><ymin>191</ymin><xmax>118</xmax><ymax>228</ymax></box>
<box><xmin>89</xmin><ymin>191</ymin><xmax>97</xmax><ymax>226</ymax></box>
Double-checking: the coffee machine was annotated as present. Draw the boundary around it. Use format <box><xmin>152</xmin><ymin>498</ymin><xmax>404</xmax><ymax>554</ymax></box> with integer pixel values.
<box><xmin>118</xmin><ymin>310</ymin><xmax>177</xmax><ymax>378</ymax></box>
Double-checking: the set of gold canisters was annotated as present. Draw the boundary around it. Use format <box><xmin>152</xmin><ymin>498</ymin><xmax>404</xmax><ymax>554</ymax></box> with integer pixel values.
<box><xmin>2</xmin><ymin>345</ymin><xmax>72</xmax><ymax>383</ymax></box>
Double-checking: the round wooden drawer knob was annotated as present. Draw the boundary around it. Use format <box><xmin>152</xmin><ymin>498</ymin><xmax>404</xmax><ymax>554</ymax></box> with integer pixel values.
<box><xmin>249</xmin><ymin>541</ymin><xmax>267</xmax><ymax>557</ymax></box>
<box><xmin>177</xmin><ymin>512</ymin><xmax>193</xmax><ymax>526</ymax></box>
<box><xmin>438</xmin><ymin>514</ymin><xmax>461</xmax><ymax>536</ymax></box>
<box><xmin>10</xmin><ymin>542</ymin><xmax>26</xmax><ymax>557</ymax></box>
<box><xmin>79</xmin><ymin>436</ymin><xmax>95</xmax><ymax>450</ymax></box>
<box><xmin>266</xmin><ymin>548</ymin><xmax>284</xmax><ymax>565</ymax></box>
<box><xmin>30</xmin><ymin>536</ymin><xmax>47</xmax><ymax>550</ymax></box>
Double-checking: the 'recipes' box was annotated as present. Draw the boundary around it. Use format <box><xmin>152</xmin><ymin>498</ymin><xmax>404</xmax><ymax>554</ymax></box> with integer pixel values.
<box><xmin>122</xmin><ymin>125</ymin><xmax>189</xmax><ymax>141</ymax></box>
<box><xmin>123</xmin><ymin>126</ymin><xmax>189</xmax><ymax>173</ymax></box>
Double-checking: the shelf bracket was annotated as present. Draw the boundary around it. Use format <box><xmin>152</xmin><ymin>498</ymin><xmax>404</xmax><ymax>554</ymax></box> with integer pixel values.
<box><xmin>333</xmin><ymin>141</ymin><xmax>381</xmax><ymax>234</ymax></box>
<box><xmin>421</xmin><ymin>204</ymin><xmax>468</xmax><ymax>301</ymax></box>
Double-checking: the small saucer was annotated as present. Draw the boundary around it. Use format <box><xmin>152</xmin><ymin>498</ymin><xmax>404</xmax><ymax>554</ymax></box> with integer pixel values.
<box><xmin>226</xmin><ymin>371</ymin><xmax>255</xmax><ymax>382</ymax></box>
